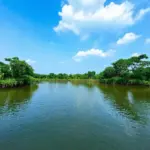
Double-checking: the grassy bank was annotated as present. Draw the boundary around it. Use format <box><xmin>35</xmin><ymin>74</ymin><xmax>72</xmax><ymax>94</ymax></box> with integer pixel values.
<box><xmin>0</xmin><ymin>76</ymin><xmax>41</xmax><ymax>88</ymax></box>
<box><xmin>31</xmin><ymin>78</ymin><xmax>150</xmax><ymax>86</ymax></box>
<box><xmin>30</xmin><ymin>78</ymin><xmax>100</xmax><ymax>83</ymax></box>
<box><xmin>0</xmin><ymin>78</ymin><xmax>30</xmax><ymax>88</ymax></box>
<box><xmin>100</xmin><ymin>78</ymin><xmax>150</xmax><ymax>86</ymax></box>
<box><xmin>0</xmin><ymin>78</ymin><xmax>150</xmax><ymax>88</ymax></box>
<box><xmin>0</xmin><ymin>77</ymin><xmax>50</xmax><ymax>88</ymax></box>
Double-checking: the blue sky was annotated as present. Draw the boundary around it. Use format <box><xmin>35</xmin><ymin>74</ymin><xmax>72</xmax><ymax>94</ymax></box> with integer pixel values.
<box><xmin>0</xmin><ymin>0</ymin><xmax>150</xmax><ymax>74</ymax></box>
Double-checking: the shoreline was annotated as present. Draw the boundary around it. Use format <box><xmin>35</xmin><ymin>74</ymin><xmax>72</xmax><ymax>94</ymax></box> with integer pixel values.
<box><xmin>0</xmin><ymin>78</ymin><xmax>150</xmax><ymax>89</ymax></box>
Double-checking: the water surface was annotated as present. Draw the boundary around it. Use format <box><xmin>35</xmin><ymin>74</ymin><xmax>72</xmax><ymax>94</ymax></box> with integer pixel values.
<box><xmin>0</xmin><ymin>82</ymin><xmax>150</xmax><ymax>150</ymax></box>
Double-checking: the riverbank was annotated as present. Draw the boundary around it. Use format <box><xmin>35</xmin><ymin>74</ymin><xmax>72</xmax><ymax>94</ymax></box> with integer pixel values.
<box><xmin>0</xmin><ymin>78</ymin><xmax>150</xmax><ymax>88</ymax></box>
<box><xmin>100</xmin><ymin>78</ymin><xmax>150</xmax><ymax>86</ymax></box>
<box><xmin>31</xmin><ymin>78</ymin><xmax>150</xmax><ymax>86</ymax></box>
<box><xmin>29</xmin><ymin>77</ymin><xmax>100</xmax><ymax>83</ymax></box>
<box><xmin>0</xmin><ymin>78</ymin><xmax>32</xmax><ymax>88</ymax></box>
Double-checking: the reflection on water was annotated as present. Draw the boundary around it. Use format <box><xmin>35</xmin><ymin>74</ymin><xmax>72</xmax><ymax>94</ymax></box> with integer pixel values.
<box><xmin>0</xmin><ymin>81</ymin><xmax>150</xmax><ymax>123</ymax></box>
<box><xmin>0</xmin><ymin>85</ymin><xmax>38</xmax><ymax>115</ymax></box>
<box><xmin>70</xmin><ymin>80</ymin><xmax>95</xmax><ymax>88</ymax></box>
<box><xmin>0</xmin><ymin>82</ymin><xmax>150</xmax><ymax>150</ymax></box>
<box><xmin>71</xmin><ymin>81</ymin><xmax>150</xmax><ymax>124</ymax></box>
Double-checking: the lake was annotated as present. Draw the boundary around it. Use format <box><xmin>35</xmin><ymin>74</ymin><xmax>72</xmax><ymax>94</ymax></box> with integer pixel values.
<box><xmin>0</xmin><ymin>81</ymin><xmax>150</xmax><ymax>150</ymax></box>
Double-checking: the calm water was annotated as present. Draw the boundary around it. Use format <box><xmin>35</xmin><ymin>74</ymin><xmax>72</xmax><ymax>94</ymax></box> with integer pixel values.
<box><xmin>0</xmin><ymin>81</ymin><xmax>150</xmax><ymax>150</ymax></box>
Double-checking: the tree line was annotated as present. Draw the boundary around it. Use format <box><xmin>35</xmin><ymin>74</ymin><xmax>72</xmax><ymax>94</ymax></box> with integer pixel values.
<box><xmin>0</xmin><ymin>54</ymin><xmax>150</xmax><ymax>87</ymax></box>
<box><xmin>100</xmin><ymin>54</ymin><xmax>150</xmax><ymax>85</ymax></box>
<box><xmin>33</xmin><ymin>71</ymin><xmax>97</xmax><ymax>80</ymax></box>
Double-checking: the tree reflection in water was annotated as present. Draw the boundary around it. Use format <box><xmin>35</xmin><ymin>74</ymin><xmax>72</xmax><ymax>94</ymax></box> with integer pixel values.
<box><xmin>70</xmin><ymin>81</ymin><xmax>150</xmax><ymax>124</ymax></box>
<box><xmin>0</xmin><ymin>85</ymin><xmax>39</xmax><ymax>115</ymax></box>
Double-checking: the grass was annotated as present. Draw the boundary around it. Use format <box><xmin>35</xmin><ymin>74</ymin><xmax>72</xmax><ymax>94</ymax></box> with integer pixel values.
<box><xmin>100</xmin><ymin>77</ymin><xmax>150</xmax><ymax>86</ymax></box>
<box><xmin>0</xmin><ymin>76</ymin><xmax>35</xmax><ymax>88</ymax></box>
<box><xmin>0</xmin><ymin>79</ymin><xmax>21</xmax><ymax>88</ymax></box>
<box><xmin>0</xmin><ymin>77</ymin><xmax>150</xmax><ymax>88</ymax></box>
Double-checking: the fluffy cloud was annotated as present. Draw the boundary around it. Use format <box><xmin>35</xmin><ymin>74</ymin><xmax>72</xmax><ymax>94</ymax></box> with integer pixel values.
<box><xmin>117</xmin><ymin>32</ymin><xmax>141</xmax><ymax>45</ymax></box>
<box><xmin>73</xmin><ymin>48</ymin><xmax>115</xmax><ymax>62</ymax></box>
<box><xmin>145</xmin><ymin>38</ymin><xmax>150</xmax><ymax>44</ymax></box>
<box><xmin>131</xmin><ymin>53</ymin><xmax>140</xmax><ymax>57</ymax></box>
<box><xmin>26</xmin><ymin>59</ymin><xmax>36</xmax><ymax>65</ymax></box>
<box><xmin>54</xmin><ymin>0</ymin><xmax>150</xmax><ymax>35</ymax></box>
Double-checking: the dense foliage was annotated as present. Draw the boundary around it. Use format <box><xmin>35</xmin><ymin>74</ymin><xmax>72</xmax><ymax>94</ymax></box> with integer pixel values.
<box><xmin>33</xmin><ymin>71</ymin><xmax>97</xmax><ymax>80</ymax></box>
<box><xmin>0</xmin><ymin>57</ymin><xmax>34</xmax><ymax>87</ymax></box>
<box><xmin>100</xmin><ymin>54</ymin><xmax>150</xmax><ymax>85</ymax></box>
<box><xmin>0</xmin><ymin>54</ymin><xmax>150</xmax><ymax>88</ymax></box>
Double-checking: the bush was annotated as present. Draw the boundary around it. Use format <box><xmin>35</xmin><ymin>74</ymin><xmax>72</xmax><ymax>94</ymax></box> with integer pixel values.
<box><xmin>0</xmin><ymin>76</ymin><xmax>34</xmax><ymax>88</ymax></box>
<box><xmin>0</xmin><ymin>79</ymin><xmax>18</xmax><ymax>88</ymax></box>
<box><xmin>103</xmin><ymin>67</ymin><xmax>116</xmax><ymax>78</ymax></box>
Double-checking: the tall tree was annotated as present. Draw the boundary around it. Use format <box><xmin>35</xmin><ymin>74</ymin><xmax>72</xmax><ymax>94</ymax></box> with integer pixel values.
<box><xmin>87</xmin><ymin>71</ymin><xmax>96</xmax><ymax>79</ymax></box>
<box><xmin>0</xmin><ymin>62</ymin><xmax>11</xmax><ymax>78</ymax></box>
<box><xmin>103</xmin><ymin>67</ymin><xmax>116</xmax><ymax>78</ymax></box>
<box><xmin>112</xmin><ymin>59</ymin><xmax>130</xmax><ymax>77</ymax></box>
<box><xmin>5</xmin><ymin>57</ymin><xmax>34</xmax><ymax>78</ymax></box>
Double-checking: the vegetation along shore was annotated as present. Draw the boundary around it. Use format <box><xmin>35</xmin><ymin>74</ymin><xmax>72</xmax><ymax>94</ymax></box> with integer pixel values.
<box><xmin>0</xmin><ymin>54</ymin><xmax>150</xmax><ymax>88</ymax></box>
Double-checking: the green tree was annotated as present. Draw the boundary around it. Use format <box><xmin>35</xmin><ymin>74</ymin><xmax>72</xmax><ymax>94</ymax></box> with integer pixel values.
<box><xmin>5</xmin><ymin>57</ymin><xmax>34</xmax><ymax>78</ymax></box>
<box><xmin>87</xmin><ymin>71</ymin><xmax>96</xmax><ymax>79</ymax></box>
<box><xmin>82</xmin><ymin>73</ymin><xmax>88</xmax><ymax>79</ymax></box>
<box><xmin>103</xmin><ymin>67</ymin><xmax>116</xmax><ymax>78</ymax></box>
<box><xmin>112</xmin><ymin>59</ymin><xmax>130</xmax><ymax>77</ymax></box>
<box><xmin>128</xmin><ymin>54</ymin><xmax>150</xmax><ymax>72</ymax></box>
<box><xmin>0</xmin><ymin>62</ymin><xmax>11</xmax><ymax>78</ymax></box>
<box><xmin>143</xmin><ymin>67</ymin><xmax>150</xmax><ymax>80</ymax></box>
<box><xmin>57</xmin><ymin>73</ymin><xmax>68</xmax><ymax>79</ymax></box>
<box><xmin>128</xmin><ymin>54</ymin><xmax>150</xmax><ymax>80</ymax></box>
<box><xmin>49</xmin><ymin>73</ymin><xmax>56</xmax><ymax>79</ymax></box>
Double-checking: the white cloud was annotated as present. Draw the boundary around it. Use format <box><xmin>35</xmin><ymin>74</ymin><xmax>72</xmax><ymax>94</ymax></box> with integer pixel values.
<box><xmin>54</xmin><ymin>0</ymin><xmax>150</xmax><ymax>35</ymax></box>
<box><xmin>135</xmin><ymin>8</ymin><xmax>150</xmax><ymax>21</ymax></box>
<box><xmin>145</xmin><ymin>38</ymin><xmax>150</xmax><ymax>44</ymax></box>
<box><xmin>117</xmin><ymin>32</ymin><xmax>141</xmax><ymax>45</ymax></box>
<box><xmin>26</xmin><ymin>59</ymin><xmax>36</xmax><ymax>65</ymax></box>
<box><xmin>73</xmin><ymin>48</ymin><xmax>115</xmax><ymax>62</ymax></box>
<box><xmin>131</xmin><ymin>53</ymin><xmax>140</xmax><ymax>57</ymax></box>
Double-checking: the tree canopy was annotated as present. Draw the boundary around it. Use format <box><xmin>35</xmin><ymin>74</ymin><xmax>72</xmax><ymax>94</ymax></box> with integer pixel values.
<box><xmin>5</xmin><ymin>57</ymin><xmax>34</xmax><ymax>78</ymax></box>
<box><xmin>101</xmin><ymin>54</ymin><xmax>150</xmax><ymax>85</ymax></box>
<box><xmin>0</xmin><ymin>54</ymin><xmax>150</xmax><ymax>87</ymax></box>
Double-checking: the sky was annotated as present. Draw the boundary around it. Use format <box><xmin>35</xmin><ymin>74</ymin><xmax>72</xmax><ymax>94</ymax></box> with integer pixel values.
<box><xmin>0</xmin><ymin>0</ymin><xmax>150</xmax><ymax>74</ymax></box>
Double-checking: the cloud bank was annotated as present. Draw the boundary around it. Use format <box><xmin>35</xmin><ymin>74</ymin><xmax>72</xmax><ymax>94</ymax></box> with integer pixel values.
<box><xmin>54</xmin><ymin>0</ymin><xmax>150</xmax><ymax>35</ymax></box>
